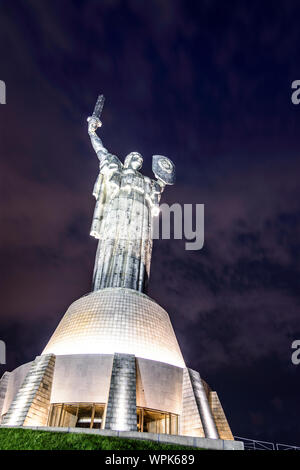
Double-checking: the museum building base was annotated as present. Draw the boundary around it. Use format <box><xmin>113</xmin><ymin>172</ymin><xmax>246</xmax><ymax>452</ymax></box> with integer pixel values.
<box><xmin>0</xmin><ymin>289</ymin><xmax>235</xmax><ymax>442</ymax></box>
<box><xmin>0</xmin><ymin>352</ymin><xmax>233</xmax><ymax>441</ymax></box>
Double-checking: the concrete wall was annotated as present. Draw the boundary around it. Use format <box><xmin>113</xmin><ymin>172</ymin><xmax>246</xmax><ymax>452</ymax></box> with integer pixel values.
<box><xmin>1</xmin><ymin>362</ymin><xmax>32</xmax><ymax>416</ymax></box>
<box><xmin>209</xmin><ymin>391</ymin><xmax>234</xmax><ymax>440</ymax></box>
<box><xmin>23</xmin><ymin>355</ymin><xmax>56</xmax><ymax>426</ymax></box>
<box><xmin>105</xmin><ymin>353</ymin><xmax>137</xmax><ymax>431</ymax></box>
<box><xmin>181</xmin><ymin>368</ymin><xmax>205</xmax><ymax>437</ymax></box>
<box><xmin>0</xmin><ymin>372</ymin><xmax>10</xmax><ymax>423</ymax></box>
<box><xmin>181</xmin><ymin>369</ymin><xmax>234</xmax><ymax>440</ymax></box>
<box><xmin>136</xmin><ymin>358</ymin><xmax>183</xmax><ymax>415</ymax></box>
<box><xmin>0</xmin><ymin>425</ymin><xmax>244</xmax><ymax>450</ymax></box>
<box><xmin>186</xmin><ymin>368</ymin><xmax>219</xmax><ymax>439</ymax></box>
<box><xmin>50</xmin><ymin>354</ymin><xmax>114</xmax><ymax>404</ymax></box>
<box><xmin>50</xmin><ymin>354</ymin><xmax>183</xmax><ymax>418</ymax></box>
<box><xmin>1</xmin><ymin>354</ymin><xmax>234</xmax><ymax>440</ymax></box>
<box><xmin>2</xmin><ymin>355</ymin><xmax>55</xmax><ymax>426</ymax></box>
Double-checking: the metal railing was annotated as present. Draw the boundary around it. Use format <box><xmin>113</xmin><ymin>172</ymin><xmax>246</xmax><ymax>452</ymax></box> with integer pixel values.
<box><xmin>276</xmin><ymin>443</ymin><xmax>300</xmax><ymax>451</ymax></box>
<box><xmin>235</xmin><ymin>436</ymin><xmax>300</xmax><ymax>450</ymax></box>
<box><xmin>234</xmin><ymin>436</ymin><xmax>275</xmax><ymax>450</ymax></box>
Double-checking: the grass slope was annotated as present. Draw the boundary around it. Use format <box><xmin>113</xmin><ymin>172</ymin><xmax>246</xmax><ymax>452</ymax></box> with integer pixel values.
<box><xmin>0</xmin><ymin>428</ymin><xmax>200</xmax><ymax>450</ymax></box>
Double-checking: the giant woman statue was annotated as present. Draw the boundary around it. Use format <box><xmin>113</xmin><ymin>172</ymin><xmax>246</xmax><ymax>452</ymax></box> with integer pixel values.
<box><xmin>87</xmin><ymin>95</ymin><xmax>175</xmax><ymax>293</ymax></box>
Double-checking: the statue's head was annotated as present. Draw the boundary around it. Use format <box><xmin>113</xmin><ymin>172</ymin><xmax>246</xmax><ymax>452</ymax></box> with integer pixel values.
<box><xmin>124</xmin><ymin>152</ymin><xmax>143</xmax><ymax>171</ymax></box>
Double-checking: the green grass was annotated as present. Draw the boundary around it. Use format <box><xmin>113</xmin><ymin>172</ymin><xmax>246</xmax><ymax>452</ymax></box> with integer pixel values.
<box><xmin>0</xmin><ymin>428</ymin><xmax>200</xmax><ymax>450</ymax></box>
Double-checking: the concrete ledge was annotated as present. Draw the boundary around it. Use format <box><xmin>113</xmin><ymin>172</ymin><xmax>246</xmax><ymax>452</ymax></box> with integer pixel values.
<box><xmin>0</xmin><ymin>425</ymin><xmax>244</xmax><ymax>450</ymax></box>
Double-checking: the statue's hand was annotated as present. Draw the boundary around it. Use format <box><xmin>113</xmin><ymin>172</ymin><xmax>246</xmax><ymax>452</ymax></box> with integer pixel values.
<box><xmin>87</xmin><ymin>116</ymin><xmax>102</xmax><ymax>134</ymax></box>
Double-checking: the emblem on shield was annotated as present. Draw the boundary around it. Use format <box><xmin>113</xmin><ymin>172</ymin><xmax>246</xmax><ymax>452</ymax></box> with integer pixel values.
<box><xmin>152</xmin><ymin>155</ymin><xmax>176</xmax><ymax>185</ymax></box>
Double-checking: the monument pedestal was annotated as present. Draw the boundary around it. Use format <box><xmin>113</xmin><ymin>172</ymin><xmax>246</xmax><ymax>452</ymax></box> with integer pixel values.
<box><xmin>0</xmin><ymin>288</ymin><xmax>233</xmax><ymax>441</ymax></box>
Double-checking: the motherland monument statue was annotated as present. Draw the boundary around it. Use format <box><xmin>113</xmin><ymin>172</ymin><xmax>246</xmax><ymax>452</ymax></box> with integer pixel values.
<box><xmin>87</xmin><ymin>95</ymin><xmax>176</xmax><ymax>292</ymax></box>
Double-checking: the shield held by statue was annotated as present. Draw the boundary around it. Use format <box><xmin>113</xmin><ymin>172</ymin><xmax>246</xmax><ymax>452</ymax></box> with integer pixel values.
<box><xmin>152</xmin><ymin>155</ymin><xmax>176</xmax><ymax>185</ymax></box>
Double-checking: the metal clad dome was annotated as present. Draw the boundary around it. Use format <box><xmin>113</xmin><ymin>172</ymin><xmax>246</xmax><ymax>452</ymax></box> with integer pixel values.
<box><xmin>42</xmin><ymin>288</ymin><xmax>185</xmax><ymax>368</ymax></box>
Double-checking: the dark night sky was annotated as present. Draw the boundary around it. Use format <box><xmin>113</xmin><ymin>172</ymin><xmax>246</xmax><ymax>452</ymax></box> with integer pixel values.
<box><xmin>0</xmin><ymin>0</ymin><xmax>300</xmax><ymax>445</ymax></box>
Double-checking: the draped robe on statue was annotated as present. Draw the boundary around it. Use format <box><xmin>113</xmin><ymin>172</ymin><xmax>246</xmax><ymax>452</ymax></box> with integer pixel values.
<box><xmin>90</xmin><ymin>150</ymin><xmax>162</xmax><ymax>293</ymax></box>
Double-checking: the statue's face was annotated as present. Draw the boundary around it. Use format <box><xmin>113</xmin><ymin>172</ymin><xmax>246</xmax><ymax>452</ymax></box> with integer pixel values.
<box><xmin>125</xmin><ymin>152</ymin><xmax>143</xmax><ymax>170</ymax></box>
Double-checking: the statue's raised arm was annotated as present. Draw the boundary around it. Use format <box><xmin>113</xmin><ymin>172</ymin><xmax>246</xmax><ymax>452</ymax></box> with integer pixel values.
<box><xmin>87</xmin><ymin>115</ymin><xmax>108</xmax><ymax>158</ymax></box>
<box><xmin>87</xmin><ymin>95</ymin><xmax>108</xmax><ymax>162</ymax></box>
<box><xmin>88</xmin><ymin>95</ymin><xmax>123</xmax><ymax>240</ymax></box>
